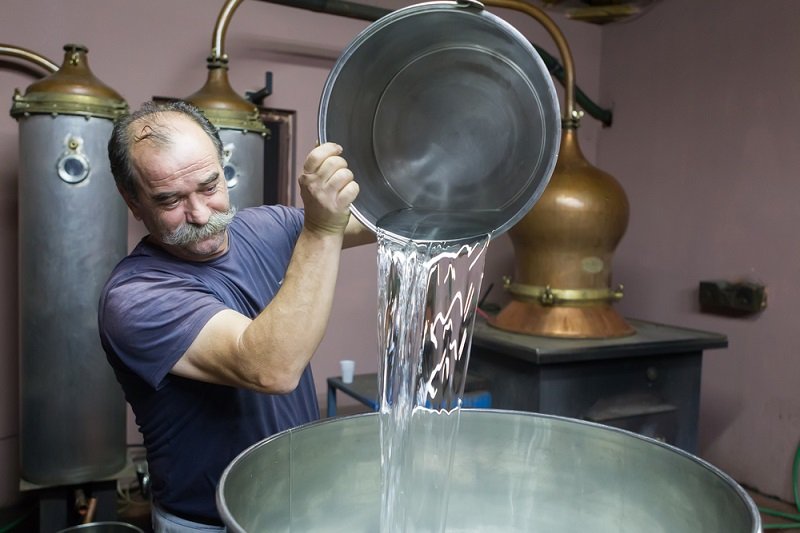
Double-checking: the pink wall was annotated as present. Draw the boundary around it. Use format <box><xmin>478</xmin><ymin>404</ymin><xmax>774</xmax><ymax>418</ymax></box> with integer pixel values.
<box><xmin>599</xmin><ymin>0</ymin><xmax>800</xmax><ymax>501</ymax></box>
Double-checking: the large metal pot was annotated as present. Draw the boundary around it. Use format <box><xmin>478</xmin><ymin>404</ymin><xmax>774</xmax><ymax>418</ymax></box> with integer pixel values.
<box><xmin>56</xmin><ymin>522</ymin><xmax>144</xmax><ymax>533</ymax></box>
<box><xmin>217</xmin><ymin>410</ymin><xmax>760</xmax><ymax>532</ymax></box>
<box><xmin>319</xmin><ymin>1</ymin><xmax>560</xmax><ymax>242</ymax></box>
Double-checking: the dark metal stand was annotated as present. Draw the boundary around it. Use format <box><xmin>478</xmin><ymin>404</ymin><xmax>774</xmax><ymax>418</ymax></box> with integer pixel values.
<box><xmin>468</xmin><ymin>317</ymin><xmax>728</xmax><ymax>453</ymax></box>
<box><xmin>34</xmin><ymin>480</ymin><xmax>118</xmax><ymax>532</ymax></box>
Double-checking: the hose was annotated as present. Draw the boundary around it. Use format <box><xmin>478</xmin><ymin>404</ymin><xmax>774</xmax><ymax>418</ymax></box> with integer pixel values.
<box><xmin>0</xmin><ymin>507</ymin><xmax>33</xmax><ymax>533</ymax></box>
<box><xmin>533</xmin><ymin>44</ymin><xmax>613</xmax><ymax>126</ymax></box>
<box><xmin>759</xmin><ymin>441</ymin><xmax>800</xmax><ymax>530</ymax></box>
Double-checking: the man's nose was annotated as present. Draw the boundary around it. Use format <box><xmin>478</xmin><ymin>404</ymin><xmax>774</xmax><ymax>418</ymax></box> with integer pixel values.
<box><xmin>184</xmin><ymin>196</ymin><xmax>210</xmax><ymax>225</ymax></box>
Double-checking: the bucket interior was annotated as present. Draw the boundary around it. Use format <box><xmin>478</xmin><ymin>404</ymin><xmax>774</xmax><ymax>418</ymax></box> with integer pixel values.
<box><xmin>218</xmin><ymin>410</ymin><xmax>759</xmax><ymax>532</ymax></box>
<box><xmin>319</xmin><ymin>2</ymin><xmax>560</xmax><ymax>242</ymax></box>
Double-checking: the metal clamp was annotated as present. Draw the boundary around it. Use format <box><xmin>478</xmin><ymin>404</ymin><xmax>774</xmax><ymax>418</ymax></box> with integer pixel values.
<box><xmin>503</xmin><ymin>277</ymin><xmax>625</xmax><ymax>306</ymax></box>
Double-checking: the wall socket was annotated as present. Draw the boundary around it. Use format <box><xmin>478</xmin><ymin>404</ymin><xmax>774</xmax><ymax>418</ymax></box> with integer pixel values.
<box><xmin>698</xmin><ymin>280</ymin><xmax>767</xmax><ymax>316</ymax></box>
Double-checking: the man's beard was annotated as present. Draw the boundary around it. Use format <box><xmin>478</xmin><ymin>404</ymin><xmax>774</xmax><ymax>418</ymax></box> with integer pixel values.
<box><xmin>162</xmin><ymin>207</ymin><xmax>237</xmax><ymax>247</ymax></box>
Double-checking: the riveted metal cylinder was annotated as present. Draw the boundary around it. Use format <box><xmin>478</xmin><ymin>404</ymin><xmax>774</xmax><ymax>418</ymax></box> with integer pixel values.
<box><xmin>11</xmin><ymin>44</ymin><xmax>128</xmax><ymax>485</ymax></box>
<box><xmin>219</xmin><ymin>128</ymin><xmax>266</xmax><ymax>209</ymax></box>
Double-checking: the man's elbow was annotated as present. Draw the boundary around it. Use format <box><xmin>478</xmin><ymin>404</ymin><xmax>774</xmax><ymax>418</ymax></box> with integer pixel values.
<box><xmin>246</xmin><ymin>364</ymin><xmax>303</xmax><ymax>395</ymax></box>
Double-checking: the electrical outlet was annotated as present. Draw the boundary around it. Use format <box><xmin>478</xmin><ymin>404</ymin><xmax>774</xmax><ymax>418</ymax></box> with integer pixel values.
<box><xmin>698</xmin><ymin>280</ymin><xmax>767</xmax><ymax>315</ymax></box>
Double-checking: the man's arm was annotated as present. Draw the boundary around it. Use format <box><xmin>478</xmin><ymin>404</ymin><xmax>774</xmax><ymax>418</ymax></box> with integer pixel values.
<box><xmin>172</xmin><ymin>143</ymin><xmax>359</xmax><ymax>393</ymax></box>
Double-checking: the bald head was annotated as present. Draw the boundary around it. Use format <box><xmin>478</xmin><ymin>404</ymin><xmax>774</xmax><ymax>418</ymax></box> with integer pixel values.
<box><xmin>108</xmin><ymin>100</ymin><xmax>223</xmax><ymax>200</ymax></box>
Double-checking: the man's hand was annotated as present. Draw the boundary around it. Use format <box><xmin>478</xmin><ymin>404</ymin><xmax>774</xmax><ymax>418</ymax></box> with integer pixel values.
<box><xmin>299</xmin><ymin>143</ymin><xmax>360</xmax><ymax>237</ymax></box>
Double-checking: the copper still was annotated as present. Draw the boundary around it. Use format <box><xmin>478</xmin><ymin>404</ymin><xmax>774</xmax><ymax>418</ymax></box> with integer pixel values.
<box><xmin>9</xmin><ymin>43</ymin><xmax>129</xmax><ymax>484</ymax></box>
<box><xmin>484</xmin><ymin>0</ymin><xmax>634</xmax><ymax>338</ymax></box>
<box><xmin>180</xmin><ymin>0</ymin><xmax>268</xmax><ymax>209</ymax></box>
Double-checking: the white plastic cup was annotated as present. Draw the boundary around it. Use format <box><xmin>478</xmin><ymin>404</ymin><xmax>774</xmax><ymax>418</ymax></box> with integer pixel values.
<box><xmin>340</xmin><ymin>360</ymin><xmax>355</xmax><ymax>384</ymax></box>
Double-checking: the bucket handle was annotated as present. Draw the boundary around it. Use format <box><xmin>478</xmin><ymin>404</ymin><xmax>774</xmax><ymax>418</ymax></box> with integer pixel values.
<box><xmin>456</xmin><ymin>0</ymin><xmax>485</xmax><ymax>11</ymax></box>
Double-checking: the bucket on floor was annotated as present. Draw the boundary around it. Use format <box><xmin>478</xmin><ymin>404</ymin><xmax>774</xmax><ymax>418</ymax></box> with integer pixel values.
<box><xmin>57</xmin><ymin>522</ymin><xmax>144</xmax><ymax>533</ymax></box>
<box><xmin>217</xmin><ymin>409</ymin><xmax>760</xmax><ymax>532</ymax></box>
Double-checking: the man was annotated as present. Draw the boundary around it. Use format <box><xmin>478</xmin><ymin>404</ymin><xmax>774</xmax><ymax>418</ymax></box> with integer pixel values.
<box><xmin>99</xmin><ymin>100</ymin><xmax>372</xmax><ymax>531</ymax></box>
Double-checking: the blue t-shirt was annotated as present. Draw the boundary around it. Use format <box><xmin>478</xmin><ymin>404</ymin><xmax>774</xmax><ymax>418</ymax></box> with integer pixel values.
<box><xmin>98</xmin><ymin>205</ymin><xmax>320</xmax><ymax>522</ymax></box>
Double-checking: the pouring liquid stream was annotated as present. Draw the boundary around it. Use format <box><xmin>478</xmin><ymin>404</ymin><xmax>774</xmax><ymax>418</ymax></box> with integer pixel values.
<box><xmin>376</xmin><ymin>215</ymin><xmax>490</xmax><ymax>533</ymax></box>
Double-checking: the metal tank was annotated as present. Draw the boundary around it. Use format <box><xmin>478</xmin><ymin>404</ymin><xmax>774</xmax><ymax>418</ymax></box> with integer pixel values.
<box><xmin>183</xmin><ymin>0</ymin><xmax>268</xmax><ymax>210</ymax></box>
<box><xmin>218</xmin><ymin>410</ymin><xmax>761</xmax><ymax>532</ymax></box>
<box><xmin>10</xmin><ymin>44</ymin><xmax>128</xmax><ymax>485</ymax></box>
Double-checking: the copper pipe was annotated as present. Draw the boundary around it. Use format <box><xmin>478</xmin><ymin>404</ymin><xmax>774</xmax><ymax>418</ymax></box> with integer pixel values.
<box><xmin>184</xmin><ymin>0</ymin><xmax>267</xmax><ymax>132</ymax></box>
<box><xmin>0</xmin><ymin>44</ymin><xmax>58</xmax><ymax>73</ymax></box>
<box><xmin>481</xmin><ymin>0</ymin><xmax>576</xmax><ymax>123</ymax></box>
<box><xmin>82</xmin><ymin>497</ymin><xmax>97</xmax><ymax>524</ymax></box>
<box><xmin>211</xmin><ymin>0</ymin><xmax>245</xmax><ymax>61</ymax></box>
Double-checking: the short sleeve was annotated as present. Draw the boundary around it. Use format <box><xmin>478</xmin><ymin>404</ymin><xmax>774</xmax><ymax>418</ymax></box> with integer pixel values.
<box><xmin>99</xmin><ymin>271</ymin><xmax>228</xmax><ymax>390</ymax></box>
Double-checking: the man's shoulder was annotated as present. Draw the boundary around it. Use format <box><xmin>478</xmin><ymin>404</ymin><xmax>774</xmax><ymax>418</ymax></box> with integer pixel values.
<box><xmin>233</xmin><ymin>205</ymin><xmax>303</xmax><ymax>229</ymax></box>
<box><xmin>230</xmin><ymin>205</ymin><xmax>304</xmax><ymax>246</ymax></box>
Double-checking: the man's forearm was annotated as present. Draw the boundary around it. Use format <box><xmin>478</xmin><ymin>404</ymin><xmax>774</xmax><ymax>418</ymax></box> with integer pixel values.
<box><xmin>237</xmin><ymin>228</ymin><xmax>345</xmax><ymax>392</ymax></box>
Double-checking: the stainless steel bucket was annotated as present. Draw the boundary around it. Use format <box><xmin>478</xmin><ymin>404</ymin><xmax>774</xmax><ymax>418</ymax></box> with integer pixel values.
<box><xmin>217</xmin><ymin>410</ymin><xmax>760</xmax><ymax>532</ymax></box>
<box><xmin>319</xmin><ymin>1</ymin><xmax>561</xmax><ymax>242</ymax></box>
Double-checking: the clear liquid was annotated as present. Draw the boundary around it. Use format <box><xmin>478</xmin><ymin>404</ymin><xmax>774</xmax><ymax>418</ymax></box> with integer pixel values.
<box><xmin>377</xmin><ymin>226</ymin><xmax>489</xmax><ymax>533</ymax></box>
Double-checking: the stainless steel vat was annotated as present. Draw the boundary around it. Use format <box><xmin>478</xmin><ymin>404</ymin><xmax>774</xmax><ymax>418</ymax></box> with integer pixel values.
<box><xmin>218</xmin><ymin>410</ymin><xmax>760</xmax><ymax>532</ymax></box>
<box><xmin>11</xmin><ymin>44</ymin><xmax>128</xmax><ymax>485</ymax></box>
<box><xmin>319</xmin><ymin>1</ymin><xmax>561</xmax><ymax>242</ymax></box>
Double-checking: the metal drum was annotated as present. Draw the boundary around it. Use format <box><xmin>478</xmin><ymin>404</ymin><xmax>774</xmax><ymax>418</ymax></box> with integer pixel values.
<box><xmin>11</xmin><ymin>44</ymin><xmax>128</xmax><ymax>485</ymax></box>
<box><xmin>319</xmin><ymin>0</ymin><xmax>560</xmax><ymax>243</ymax></box>
<box><xmin>218</xmin><ymin>410</ymin><xmax>760</xmax><ymax>532</ymax></box>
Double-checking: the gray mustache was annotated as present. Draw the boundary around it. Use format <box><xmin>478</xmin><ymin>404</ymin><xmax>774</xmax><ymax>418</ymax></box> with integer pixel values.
<box><xmin>162</xmin><ymin>207</ymin><xmax>237</xmax><ymax>246</ymax></box>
